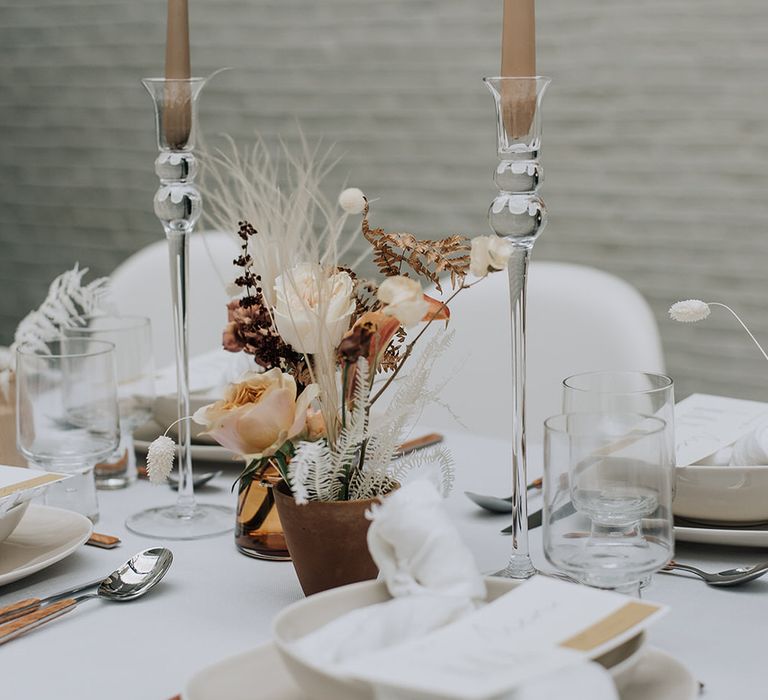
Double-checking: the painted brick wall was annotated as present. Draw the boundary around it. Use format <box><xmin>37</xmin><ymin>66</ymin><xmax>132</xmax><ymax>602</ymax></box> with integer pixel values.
<box><xmin>1</xmin><ymin>0</ymin><xmax>768</xmax><ymax>400</ymax></box>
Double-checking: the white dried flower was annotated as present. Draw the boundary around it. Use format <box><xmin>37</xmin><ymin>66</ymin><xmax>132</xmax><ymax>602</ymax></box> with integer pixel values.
<box><xmin>378</xmin><ymin>276</ymin><xmax>429</xmax><ymax>329</ymax></box>
<box><xmin>470</xmin><ymin>235</ymin><xmax>513</xmax><ymax>277</ymax></box>
<box><xmin>669</xmin><ymin>300</ymin><xmax>711</xmax><ymax>323</ymax></box>
<box><xmin>146</xmin><ymin>435</ymin><xmax>176</xmax><ymax>484</ymax></box>
<box><xmin>671</xmin><ymin>299</ymin><xmax>768</xmax><ymax>364</ymax></box>
<box><xmin>338</xmin><ymin>187</ymin><xmax>366</xmax><ymax>214</ymax></box>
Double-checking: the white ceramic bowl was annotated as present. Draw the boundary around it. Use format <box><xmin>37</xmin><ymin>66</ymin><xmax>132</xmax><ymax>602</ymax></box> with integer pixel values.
<box><xmin>273</xmin><ymin>577</ymin><xmax>646</xmax><ymax>700</ymax></box>
<box><xmin>0</xmin><ymin>501</ymin><xmax>30</xmax><ymax>544</ymax></box>
<box><xmin>674</xmin><ymin>464</ymin><xmax>768</xmax><ymax>524</ymax></box>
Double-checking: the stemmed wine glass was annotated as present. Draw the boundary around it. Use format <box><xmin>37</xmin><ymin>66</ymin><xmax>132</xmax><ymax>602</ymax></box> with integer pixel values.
<box><xmin>543</xmin><ymin>412</ymin><xmax>674</xmax><ymax>594</ymax></box>
<box><xmin>65</xmin><ymin>315</ymin><xmax>155</xmax><ymax>489</ymax></box>
<box><xmin>15</xmin><ymin>338</ymin><xmax>121</xmax><ymax>522</ymax></box>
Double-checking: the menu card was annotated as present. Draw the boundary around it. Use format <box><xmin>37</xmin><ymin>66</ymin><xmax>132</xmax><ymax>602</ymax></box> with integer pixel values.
<box><xmin>0</xmin><ymin>464</ymin><xmax>69</xmax><ymax>511</ymax></box>
<box><xmin>342</xmin><ymin>576</ymin><xmax>666</xmax><ymax>699</ymax></box>
<box><xmin>675</xmin><ymin>393</ymin><xmax>768</xmax><ymax>466</ymax></box>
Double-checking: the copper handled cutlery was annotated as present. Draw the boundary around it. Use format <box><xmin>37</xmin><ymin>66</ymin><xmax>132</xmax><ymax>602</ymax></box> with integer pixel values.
<box><xmin>0</xmin><ymin>548</ymin><xmax>173</xmax><ymax>643</ymax></box>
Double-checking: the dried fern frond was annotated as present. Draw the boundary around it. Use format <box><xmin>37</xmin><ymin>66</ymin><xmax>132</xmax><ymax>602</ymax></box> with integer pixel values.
<box><xmin>12</xmin><ymin>264</ymin><xmax>108</xmax><ymax>356</ymax></box>
<box><xmin>289</xmin><ymin>358</ymin><xmax>371</xmax><ymax>503</ymax></box>
<box><xmin>288</xmin><ymin>440</ymin><xmax>336</xmax><ymax>504</ymax></box>
<box><xmin>348</xmin><ymin>330</ymin><xmax>455</xmax><ymax>500</ymax></box>
<box><xmin>331</xmin><ymin>358</ymin><xmax>369</xmax><ymax>492</ymax></box>
<box><xmin>361</xmin><ymin>203</ymin><xmax>471</xmax><ymax>292</ymax></box>
<box><xmin>389</xmin><ymin>446</ymin><xmax>455</xmax><ymax>497</ymax></box>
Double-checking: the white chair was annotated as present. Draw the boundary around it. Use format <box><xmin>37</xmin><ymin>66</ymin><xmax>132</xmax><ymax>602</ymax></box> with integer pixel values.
<box><xmin>109</xmin><ymin>231</ymin><xmax>238</xmax><ymax>368</ymax></box>
<box><xmin>418</xmin><ymin>261</ymin><xmax>666</xmax><ymax>444</ymax></box>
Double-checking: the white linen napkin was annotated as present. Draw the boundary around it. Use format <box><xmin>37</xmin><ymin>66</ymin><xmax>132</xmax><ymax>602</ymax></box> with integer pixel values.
<box><xmin>367</xmin><ymin>479</ymin><xmax>486</xmax><ymax>600</ymax></box>
<box><xmin>730</xmin><ymin>420</ymin><xmax>768</xmax><ymax>465</ymax></box>
<box><xmin>291</xmin><ymin>480</ymin><xmax>486</xmax><ymax>667</ymax></box>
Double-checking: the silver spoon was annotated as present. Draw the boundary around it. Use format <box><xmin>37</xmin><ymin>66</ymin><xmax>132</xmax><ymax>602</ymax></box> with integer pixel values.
<box><xmin>465</xmin><ymin>478</ymin><xmax>543</xmax><ymax>513</ymax></box>
<box><xmin>662</xmin><ymin>560</ymin><xmax>768</xmax><ymax>587</ymax></box>
<box><xmin>0</xmin><ymin>547</ymin><xmax>173</xmax><ymax>644</ymax></box>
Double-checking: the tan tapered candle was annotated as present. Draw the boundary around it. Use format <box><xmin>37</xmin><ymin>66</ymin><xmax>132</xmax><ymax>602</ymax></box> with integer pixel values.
<box><xmin>164</xmin><ymin>0</ymin><xmax>192</xmax><ymax>148</ymax></box>
<box><xmin>501</xmin><ymin>0</ymin><xmax>535</xmax><ymax>77</ymax></box>
<box><xmin>500</xmin><ymin>0</ymin><xmax>536</xmax><ymax>138</ymax></box>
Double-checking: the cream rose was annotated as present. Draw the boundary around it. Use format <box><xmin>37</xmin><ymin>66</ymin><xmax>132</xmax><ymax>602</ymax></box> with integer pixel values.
<box><xmin>193</xmin><ymin>368</ymin><xmax>320</xmax><ymax>460</ymax></box>
<box><xmin>377</xmin><ymin>276</ymin><xmax>430</xmax><ymax>329</ymax></box>
<box><xmin>274</xmin><ymin>263</ymin><xmax>355</xmax><ymax>354</ymax></box>
<box><xmin>470</xmin><ymin>235</ymin><xmax>513</xmax><ymax>277</ymax></box>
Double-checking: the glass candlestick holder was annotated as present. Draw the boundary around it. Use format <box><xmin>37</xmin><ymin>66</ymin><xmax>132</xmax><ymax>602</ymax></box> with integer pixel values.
<box><xmin>484</xmin><ymin>76</ymin><xmax>551</xmax><ymax>578</ymax></box>
<box><xmin>126</xmin><ymin>76</ymin><xmax>232</xmax><ymax>539</ymax></box>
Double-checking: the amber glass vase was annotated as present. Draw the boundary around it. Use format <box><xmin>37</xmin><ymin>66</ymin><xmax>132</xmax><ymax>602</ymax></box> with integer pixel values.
<box><xmin>235</xmin><ymin>464</ymin><xmax>290</xmax><ymax>560</ymax></box>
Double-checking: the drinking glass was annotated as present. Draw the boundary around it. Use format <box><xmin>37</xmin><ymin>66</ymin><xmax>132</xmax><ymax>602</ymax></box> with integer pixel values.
<box><xmin>16</xmin><ymin>338</ymin><xmax>121</xmax><ymax>521</ymax></box>
<box><xmin>65</xmin><ymin>315</ymin><xmax>154</xmax><ymax>489</ymax></box>
<box><xmin>562</xmin><ymin>371</ymin><xmax>675</xmax><ymax>464</ymax></box>
<box><xmin>543</xmin><ymin>412</ymin><xmax>674</xmax><ymax>593</ymax></box>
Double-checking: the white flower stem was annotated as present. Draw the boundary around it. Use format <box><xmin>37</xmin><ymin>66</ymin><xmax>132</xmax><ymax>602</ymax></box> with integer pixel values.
<box><xmin>709</xmin><ymin>302</ymin><xmax>768</xmax><ymax>363</ymax></box>
<box><xmin>162</xmin><ymin>416</ymin><xmax>194</xmax><ymax>438</ymax></box>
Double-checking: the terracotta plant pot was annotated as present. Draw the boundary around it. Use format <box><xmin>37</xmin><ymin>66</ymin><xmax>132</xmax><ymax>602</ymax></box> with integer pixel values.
<box><xmin>273</xmin><ymin>480</ymin><xmax>380</xmax><ymax>596</ymax></box>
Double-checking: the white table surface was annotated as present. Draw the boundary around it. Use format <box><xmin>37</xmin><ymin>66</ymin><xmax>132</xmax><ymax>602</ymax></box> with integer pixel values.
<box><xmin>1</xmin><ymin>429</ymin><xmax>765</xmax><ymax>700</ymax></box>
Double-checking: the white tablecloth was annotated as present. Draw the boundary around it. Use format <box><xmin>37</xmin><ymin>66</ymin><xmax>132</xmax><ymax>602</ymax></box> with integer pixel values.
<box><xmin>1</xmin><ymin>430</ymin><xmax>764</xmax><ymax>700</ymax></box>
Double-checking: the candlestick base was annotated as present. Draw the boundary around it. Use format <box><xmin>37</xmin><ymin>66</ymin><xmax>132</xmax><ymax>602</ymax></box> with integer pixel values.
<box><xmin>492</xmin><ymin>556</ymin><xmax>537</xmax><ymax>580</ymax></box>
<box><xmin>126</xmin><ymin>503</ymin><xmax>233</xmax><ymax>540</ymax></box>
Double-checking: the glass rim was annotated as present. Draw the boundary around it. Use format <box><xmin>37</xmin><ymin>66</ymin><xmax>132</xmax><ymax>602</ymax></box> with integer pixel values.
<box><xmin>544</xmin><ymin>411</ymin><xmax>667</xmax><ymax>437</ymax></box>
<box><xmin>483</xmin><ymin>75</ymin><xmax>552</xmax><ymax>82</ymax></box>
<box><xmin>65</xmin><ymin>314</ymin><xmax>151</xmax><ymax>334</ymax></box>
<box><xmin>16</xmin><ymin>338</ymin><xmax>115</xmax><ymax>359</ymax></box>
<box><xmin>142</xmin><ymin>76</ymin><xmax>208</xmax><ymax>84</ymax></box>
<box><xmin>562</xmin><ymin>370</ymin><xmax>673</xmax><ymax>396</ymax></box>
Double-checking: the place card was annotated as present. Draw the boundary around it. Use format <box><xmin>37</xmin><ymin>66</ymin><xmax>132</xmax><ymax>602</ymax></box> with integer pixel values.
<box><xmin>0</xmin><ymin>464</ymin><xmax>69</xmax><ymax>507</ymax></box>
<box><xmin>675</xmin><ymin>393</ymin><xmax>768</xmax><ymax>466</ymax></box>
<box><xmin>343</xmin><ymin>576</ymin><xmax>666</xmax><ymax>699</ymax></box>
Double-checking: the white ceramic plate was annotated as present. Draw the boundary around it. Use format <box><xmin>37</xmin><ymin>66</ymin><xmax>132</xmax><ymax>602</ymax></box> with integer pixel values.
<box><xmin>674</xmin><ymin>464</ymin><xmax>768</xmax><ymax>524</ymax></box>
<box><xmin>183</xmin><ymin>643</ymin><xmax>696</xmax><ymax>700</ymax></box>
<box><xmin>0</xmin><ymin>505</ymin><xmax>93</xmax><ymax>587</ymax></box>
<box><xmin>675</xmin><ymin>522</ymin><xmax>768</xmax><ymax>547</ymax></box>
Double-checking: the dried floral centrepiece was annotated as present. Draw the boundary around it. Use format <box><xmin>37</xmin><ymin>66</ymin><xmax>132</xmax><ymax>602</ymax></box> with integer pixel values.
<box><xmin>147</xmin><ymin>142</ymin><xmax>511</xmax><ymax>501</ymax></box>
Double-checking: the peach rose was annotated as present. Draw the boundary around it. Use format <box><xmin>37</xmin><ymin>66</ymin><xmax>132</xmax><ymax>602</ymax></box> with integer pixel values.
<box><xmin>193</xmin><ymin>369</ymin><xmax>320</xmax><ymax>459</ymax></box>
